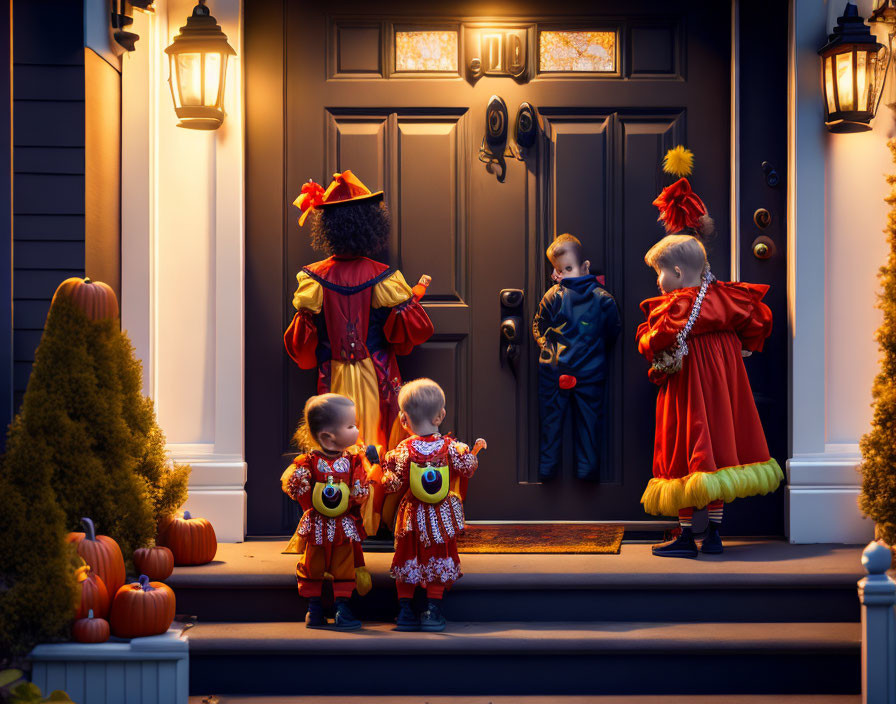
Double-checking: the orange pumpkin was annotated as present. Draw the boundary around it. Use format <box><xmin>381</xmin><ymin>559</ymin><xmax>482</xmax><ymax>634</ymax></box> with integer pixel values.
<box><xmin>110</xmin><ymin>575</ymin><xmax>176</xmax><ymax>639</ymax></box>
<box><xmin>66</xmin><ymin>517</ymin><xmax>126</xmax><ymax>598</ymax></box>
<box><xmin>158</xmin><ymin>511</ymin><xmax>217</xmax><ymax>566</ymax></box>
<box><xmin>72</xmin><ymin>609</ymin><xmax>110</xmax><ymax>643</ymax></box>
<box><xmin>51</xmin><ymin>276</ymin><xmax>119</xmax><ymax>321</ymax></box>
<box><xmin>74</xmin><ymin>563</ymin><xmax>110</xmax><ymax>619</ymax></box>
<box><xmin>133</xmin><ymin>546</ymin><xmax>174</xmax><ymax>581</ymax></box>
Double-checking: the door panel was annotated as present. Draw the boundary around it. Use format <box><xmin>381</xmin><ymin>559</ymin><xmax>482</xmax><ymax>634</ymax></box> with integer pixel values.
<box><xmin>242</xmin><ymin>0</ymin><xmax>785</xmax><ymax>535</ymax></box>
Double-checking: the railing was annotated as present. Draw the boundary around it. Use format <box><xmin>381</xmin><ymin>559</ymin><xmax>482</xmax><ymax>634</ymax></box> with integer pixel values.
<box><xmin>859</xmin><ymin>541</ymin><xmax>896</xmax><ymax>704</ymax></box>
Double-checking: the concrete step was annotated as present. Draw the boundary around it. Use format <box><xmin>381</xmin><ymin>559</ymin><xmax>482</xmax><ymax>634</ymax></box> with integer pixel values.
<box><xmin>186</xmin><ymin>620</ymin><xmax>860</xmax><ymax>696</ymax></box>
<box><xmin>169</xmin><ymin>539</ymin><xmax>863</xmax><ymax>624</ymax></box>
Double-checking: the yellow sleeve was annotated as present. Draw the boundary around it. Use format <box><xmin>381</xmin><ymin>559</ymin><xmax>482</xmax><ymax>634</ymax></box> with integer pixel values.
<box><xmin>292</xmin><ymin>270</ymin><xmax>323</xmax><ymax>313</ymax></box>
<box><xmin>371</xmin><ymin>270</ymin><xmax>413</xmax><ymax>309</ymax></box>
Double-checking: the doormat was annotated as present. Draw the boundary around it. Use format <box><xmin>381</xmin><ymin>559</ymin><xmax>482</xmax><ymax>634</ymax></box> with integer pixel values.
<box><xmin>457</xmin><ymin>523</ymin><xmax>624</xmax><ymax>554</ymax></box>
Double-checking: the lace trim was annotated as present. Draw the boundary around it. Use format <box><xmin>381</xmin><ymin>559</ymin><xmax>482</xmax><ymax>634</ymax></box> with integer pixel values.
<box><xmin>391</xmin><ymin>556</ymin><xmax>462</xmax><ymax>585</ymax></box>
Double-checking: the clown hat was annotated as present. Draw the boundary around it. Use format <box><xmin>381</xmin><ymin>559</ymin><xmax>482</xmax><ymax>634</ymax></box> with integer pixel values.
<box><xmin>294</xmin><ymin>170</ymin><xmax>384</xmax><ymax>226</ymax></box>
<box><xmin>653</xmin><ymin>177</ymin><xmax>707</xmax><ymax>234</ymax></box>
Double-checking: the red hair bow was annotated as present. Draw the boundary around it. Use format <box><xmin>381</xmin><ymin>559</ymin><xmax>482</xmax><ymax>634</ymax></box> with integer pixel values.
<box><xmin>294</xmin><ymin>180</ymin><xmax>326</xmax><ymax>226</ymax></box>
<box><xmin>652</xmin><ymin>178</ymin><xmax>707</xmax><ymax>234</ymax></box>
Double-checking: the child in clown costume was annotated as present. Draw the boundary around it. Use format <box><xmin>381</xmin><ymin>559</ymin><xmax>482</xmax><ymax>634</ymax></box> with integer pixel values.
<box><xmin>281</xmin><ymin>393</ymin><xmax>371</xmax><ymax>629</ymax></box>
<box><xmin>638</xmin><ymin>173</ymin><xmax>784</xmax><ymax>558</ymax></box>
<box><xmin>381</xmin><ymin>378</ymin><xmax>486</xmax><ymax>631</ymax></box>
<box><xmin>284</xmin><ymin>171</ymin><xmax>434</xmax><ymax>535</ymax></box>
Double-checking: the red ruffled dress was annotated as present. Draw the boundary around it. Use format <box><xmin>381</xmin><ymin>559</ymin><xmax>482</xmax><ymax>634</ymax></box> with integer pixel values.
<box><xmin>636</xmin><ymin>281</ymin><xmax>784</xmax><ymax>516</ymax></box>
<box><xmin>382</xmin><ymin>434</ymin><xmax>478</xmax><ymax>590</ymax></box>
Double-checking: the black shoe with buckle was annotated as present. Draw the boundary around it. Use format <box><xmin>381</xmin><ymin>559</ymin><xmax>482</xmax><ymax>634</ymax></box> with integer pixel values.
<box><xmin>652</xmin><ymin>526</ymin><xmax>699</xmax><ymax>559</ymax></box>
<box><xmin>420</xmin><ymin>599</ymin><xmax>447</xmax><ymax>632</ymax></box>
<box><xmin>700</xmin><ymin>521</ymin><xmax>724</xmax><ymax>554</ymax></box>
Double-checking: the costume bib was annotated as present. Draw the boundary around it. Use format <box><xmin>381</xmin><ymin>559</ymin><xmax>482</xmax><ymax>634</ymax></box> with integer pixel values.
<box><xmin>409</xmin><ymin>462</ymin><xmax>449</xmax><ymax>504</ymax></box>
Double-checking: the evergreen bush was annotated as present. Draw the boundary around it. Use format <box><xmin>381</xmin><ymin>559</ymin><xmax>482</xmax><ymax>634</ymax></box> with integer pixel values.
<box><xmin>0</xmin><ymin>288</ymin><xmax>190</xmax><ymax>657</ymax></box>
<box><xmin>860</xmin><ymin>138</ymin><xmax>896</xmax><ymax>545</ymax></box>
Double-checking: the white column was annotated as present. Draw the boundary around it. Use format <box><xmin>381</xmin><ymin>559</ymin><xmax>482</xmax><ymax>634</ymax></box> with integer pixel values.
<box><xmin>121</xmin><ymin>0</ymin><xmax>246</xmax><ymax>541</ymax></box>
<box><xmin>785</xmin><ymin>0</ymin><xmax>877</xmax><ymax>544</ymax></box>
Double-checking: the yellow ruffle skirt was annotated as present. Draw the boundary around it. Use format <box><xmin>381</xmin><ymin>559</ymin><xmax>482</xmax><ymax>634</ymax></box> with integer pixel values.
<box><xmin>640</xmin><ymin>458</ymin><xmax>784</xmax><ymax>517</ymax></box>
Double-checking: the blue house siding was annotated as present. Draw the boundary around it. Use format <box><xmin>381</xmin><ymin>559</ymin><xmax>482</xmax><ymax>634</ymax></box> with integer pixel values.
<box><xmin>11</xmin><ymin>0</ymin><xmax>86</xmax><ymax>421</ymax></box>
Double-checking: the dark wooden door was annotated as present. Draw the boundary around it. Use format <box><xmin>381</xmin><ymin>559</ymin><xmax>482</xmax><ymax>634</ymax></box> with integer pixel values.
<box><xmin>246</xmin><ymin>0</ymin><xmax>784</xmax><ymax>535</ymax></box>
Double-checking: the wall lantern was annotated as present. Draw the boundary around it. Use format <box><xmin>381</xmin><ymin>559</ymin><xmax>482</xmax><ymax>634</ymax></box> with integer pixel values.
<box><xmin>819</xmin><ymin>2</ymin><xmax>890</xmax><ymax>133</ymax></box>
<box><xmin>164</xmin><ymin>0</ymin><xmax>236</xmax><ymax>131</ymax></box>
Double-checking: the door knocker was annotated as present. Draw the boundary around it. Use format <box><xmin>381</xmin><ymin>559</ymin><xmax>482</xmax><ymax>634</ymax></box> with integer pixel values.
<box><xmin>479</xmin><ymin>95</ymin><xmax>518</xmax><ymax>182</ymax></box>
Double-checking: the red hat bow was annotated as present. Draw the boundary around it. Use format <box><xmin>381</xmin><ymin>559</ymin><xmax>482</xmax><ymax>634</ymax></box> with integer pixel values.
<box><xmin>652</xmin><ymin>178</ymin><xmax>707</xmax><ymax>234</ymax></box>
<box><xmin>294</xmin><ymin>181</ymin><xmax>326</xmax><ymax>226</ymax></box>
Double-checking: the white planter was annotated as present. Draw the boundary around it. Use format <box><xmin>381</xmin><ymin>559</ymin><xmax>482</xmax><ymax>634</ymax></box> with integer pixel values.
<box><xmin>29</xmin><ymin>628</ymin><xmax>188</xmax><ymax>704</ymax></box>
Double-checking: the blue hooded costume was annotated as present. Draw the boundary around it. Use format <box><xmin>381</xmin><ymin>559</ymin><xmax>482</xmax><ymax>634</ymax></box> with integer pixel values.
<box><xmin>532</xmin><ymin>274</ymin><xmax>621</xmax><ymax>480</ymax></box>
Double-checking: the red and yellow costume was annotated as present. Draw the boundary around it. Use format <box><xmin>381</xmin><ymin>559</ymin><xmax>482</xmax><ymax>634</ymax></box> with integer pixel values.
<box><xmin>281</xmin><ymin>449</ymin><xmax>369</xmax><ymax>599</ymax></box>
<box><xmin>637</xmin><ymin>280</ymin><xmax>784</xmax><ymax>516</ymax></box>
<box><xmin>382</xmin><ymin>434</ymin><xmax>478</xmax><ymax>598</ymax></box>
<box><xmin>284</xmin><ymin>257</ymin><xmax>433</xmax><ymax>531</ymax></box>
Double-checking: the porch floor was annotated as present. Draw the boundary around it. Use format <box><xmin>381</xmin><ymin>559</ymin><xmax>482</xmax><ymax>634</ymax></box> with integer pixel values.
<box><xmin>168</xmin><ymin>537</ymin><xmax>866</xmax><ymax>590</ymax></box>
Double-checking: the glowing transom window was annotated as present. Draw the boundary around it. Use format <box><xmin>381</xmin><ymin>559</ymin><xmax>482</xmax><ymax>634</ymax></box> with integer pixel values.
<box><xmin>395</xmin><ymin>30</ymin><xmax>458</xmax><ymax>72</ymax></box>
<box><xmin>539</xmin><ymin>30</ymin><xmax>616</xmax><ymax>72</ymax></box>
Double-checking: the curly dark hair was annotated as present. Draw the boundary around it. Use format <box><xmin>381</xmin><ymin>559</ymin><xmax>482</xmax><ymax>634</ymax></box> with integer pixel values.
<box><xmin>308</xmin><ymin>200</ymin><xmax>391</xmax><ymax>256</ymax></box>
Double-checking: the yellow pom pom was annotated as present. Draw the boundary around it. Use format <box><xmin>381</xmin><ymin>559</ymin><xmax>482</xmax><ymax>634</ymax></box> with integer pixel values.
<box><xmin>663</xmin><ymin>146</ymin><xmax>694</xmax><ymax>177</ymax></box>
<box><xmin>354</xmin><ymin>566</ymin><xmax>372</xmax><ymax>596</ymax></box>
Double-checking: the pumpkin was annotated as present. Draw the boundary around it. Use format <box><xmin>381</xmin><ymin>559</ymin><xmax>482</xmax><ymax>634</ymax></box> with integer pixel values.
<box><xmin>51</xmin><ymin>276</ymin><xmax>119</xmax><ymax>321</ymax></box>
<box><xmin>74</xmin><ymin>562</ymin><xmax>110</xmax><ymax>619</ymax></box>
<box><xmin>72</xmin><ymin>609</ymin><xmax>110</xmax><ymax>643</ymax></box>
<box><xmin>133</xmin><ymin>545</ymin><xmax>174</xmax><ymax>581</ymax></box>
<box><xmin>158</xmin><ymin>511</ymin><xmax>217</xmax><ymax>565</ymax></box>
<box><xmin>109</xmin><ymin>575</ymin><xmax>176</xmax><ymax>639</ymax></box>
<box><xmin>66</xmin><ymin>517</ymin><xmax>126</xmax><ymax>598</ymax></box>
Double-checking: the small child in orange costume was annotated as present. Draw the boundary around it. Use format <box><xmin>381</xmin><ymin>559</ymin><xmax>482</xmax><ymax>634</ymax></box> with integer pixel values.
<box><xmin>281</xmin><ymin>393</ymin><xmax>371</xmax><ymax>628</ymax></box>
<box><xmin>381</xmin><ymin>378</ymin><xmax>486</xmax><ymax>631</ymax></box>
<box><xmin>638</xmin><ymin>177</ymin><xmax>784</xmax><ymax>558</ymax></box>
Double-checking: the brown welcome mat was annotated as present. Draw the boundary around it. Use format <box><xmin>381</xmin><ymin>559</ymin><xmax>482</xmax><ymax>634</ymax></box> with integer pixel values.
<box><xmin>457</xmin><ymin>523</ymin><xmax>624</xmax><ymax>554</ymax></box>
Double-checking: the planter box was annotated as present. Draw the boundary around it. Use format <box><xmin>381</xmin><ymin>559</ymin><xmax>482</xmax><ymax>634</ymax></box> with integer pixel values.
<box><xmin>29</xmin><ymin>628</ymin><xmax>188</xmax><ymax>704</ymax></box>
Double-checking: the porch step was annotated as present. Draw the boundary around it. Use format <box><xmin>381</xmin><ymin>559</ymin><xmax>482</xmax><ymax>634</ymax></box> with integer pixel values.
<box><xmin>169</xmin><ymin>539</ymin><xmax>863</xmax><ymax>624</ymax></box>
<box><xmin>186</xmin><ymin>620</ymin><xmax>861</xmax><ymax>696</ymax></box>
<box><xmin>189</xmin><ymin>698</ymin><xmax>862</xmax><ymax>704</ymax></box>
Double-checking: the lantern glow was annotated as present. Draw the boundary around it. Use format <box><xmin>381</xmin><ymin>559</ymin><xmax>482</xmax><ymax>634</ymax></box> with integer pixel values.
<box><xmin>164</xmin><ymin>0</ymin><xmax>235</xmax><ymax>130</ymax></box>
<box><xmin>819</xmin><ymin>3</ymin><xmax>890</xmax><ymax>133</ymax></box>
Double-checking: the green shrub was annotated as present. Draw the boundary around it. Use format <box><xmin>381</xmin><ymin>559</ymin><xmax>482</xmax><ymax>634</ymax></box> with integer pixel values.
<box><xmin>860</xmin><ymin>138</ymin><xmax>896</xmax><ymax>545</ymax></box>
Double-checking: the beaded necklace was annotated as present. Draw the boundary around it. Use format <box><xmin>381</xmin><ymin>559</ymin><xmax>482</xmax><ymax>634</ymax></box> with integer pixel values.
<box><xmin>651</xmin><ymin>265</ymin><xmax>716</xmax><ymax>376</ymax></box>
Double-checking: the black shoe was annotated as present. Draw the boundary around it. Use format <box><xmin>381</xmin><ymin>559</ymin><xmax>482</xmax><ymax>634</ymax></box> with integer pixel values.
<box><xmin>420</xmin><ymin>599</ymin><xmax>446</xmax><ymax>632</ymax></box>
<box><xmin>333</xmin><ymin>598</ymin><xmax>362</xmax><ymax>631</ymax></box>
<box><xmin>652</xmin><ymin>527</ymin><xmax>699</xmax><ymax>559</ymax></box>
<box><xmin>395</xmin><ymin>598</ymin><xmax>420</xmax><ymax>632</ymax></box>
<box><xmin>305</xmin><ymin>597</ymin><xmax>327</xmax><ymax>629</ymax></box>
<box><xmin>700</xmin><ymin>522</ymin><xmax>724</xmax><ymax>554</ymax></box>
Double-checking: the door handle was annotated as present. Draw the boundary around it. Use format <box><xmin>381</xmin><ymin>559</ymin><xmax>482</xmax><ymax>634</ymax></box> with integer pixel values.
<box><xmin>501</xmin><ymin>316</ymin><xmax>523</xmax><ymax>344</ymax></box>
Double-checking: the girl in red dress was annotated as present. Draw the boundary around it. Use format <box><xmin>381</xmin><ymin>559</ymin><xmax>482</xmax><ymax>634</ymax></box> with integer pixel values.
<box><xmin>381</xmin><ymin>378</ymin><xmax>486</xmax><ymax>631</ymax></box>
<box><xmin>281</xmin><ymin>393</ymin><xmax>370</xmax><ymax>629</ymax></box>
<box><xmin>638</xmin><ymin>178</ymin><xmax>783</xmax><ymax>558</ymax></box>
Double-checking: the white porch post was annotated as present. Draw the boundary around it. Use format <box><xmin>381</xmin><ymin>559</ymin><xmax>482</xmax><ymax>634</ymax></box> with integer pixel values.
<box><xmin>786</xmin><ymin>0</ymin><xmax>878</xmax><ymax>544</ymax></box>
<box><xmin>121</xmin><ymin>0</ymin><xmax>246</xmax><ymax>541</ymax></box>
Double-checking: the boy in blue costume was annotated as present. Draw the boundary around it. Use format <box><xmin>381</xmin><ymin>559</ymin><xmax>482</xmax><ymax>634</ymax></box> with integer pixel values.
<box><xmin>532</xmin><ymin>234</ymin><xmax>621</xmax><ymax>481</ymax></box>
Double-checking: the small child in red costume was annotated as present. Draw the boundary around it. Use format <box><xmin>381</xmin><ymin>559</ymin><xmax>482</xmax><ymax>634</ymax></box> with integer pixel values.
<box><xmin>281</xmin><ymin>393</ymin><xmax>370</xmax><ymax>629</ymax></box>
<box><xmin>638</xmin><ymin>177</ymin><xmax>784</xmax><ymax>558</ymax></box>
<box><xmin>381</xmin><ymin>378</ymin><xmax>486</xmax><ymax>631</ymax></box>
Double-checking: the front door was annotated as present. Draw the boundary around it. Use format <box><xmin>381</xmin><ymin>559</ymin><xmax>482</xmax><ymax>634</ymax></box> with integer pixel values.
<box><xmin>245</xmin><ymin>0</ymin><xmax>786</xmax><ymax>536</ymax></box>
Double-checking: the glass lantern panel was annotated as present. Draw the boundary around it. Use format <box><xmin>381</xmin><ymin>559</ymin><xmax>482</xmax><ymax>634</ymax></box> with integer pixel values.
<box><xmin>825</xmin><ymin>56</ymin><xmax>837</xmax><ymax>114</ymax></box>
<box><xmin>835</xmin><ymin>51</ymin><xmax>855</xmax><ymax>111</ymax></box>
<box><xmin>176</xmin><ymin>52</ymin><xmax>203</xmax><ymax>107</ymax></box>
<box><xmin>395</xmin><ymin>31</ymin><xmax>458</xmax><ymax>72</ymax></box>
<box><xmin>203</xmin><ymin>53</ymin><xmax>223</xmax><ymax>107</ymax></box>
<box><xmin>539</xmin><ymin>30</ymin><xmax>616</xmax><ymax>72</ymax></box>
<box><xmin>856</xmin><ymin>49</ymin><xmax>874</xmax><ymax>111</ymax></box>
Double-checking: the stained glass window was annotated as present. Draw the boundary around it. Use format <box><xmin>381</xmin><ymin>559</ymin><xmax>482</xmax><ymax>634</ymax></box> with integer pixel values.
<box><xmin>539</xmin><ymin>30</ymin><xmax>616</xmax><ymax>73</ymax></box>
<box><xmin>395</xmin><ymin>31</ymin><xmax>458</xmax><ymax>72</ymax></box>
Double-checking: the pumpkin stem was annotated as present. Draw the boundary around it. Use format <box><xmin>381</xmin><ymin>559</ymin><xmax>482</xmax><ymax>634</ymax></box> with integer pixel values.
<box><xmin>88</xmin><ymin>609</ymin><xmax>94</xmax><ymax>619</ymax></box>
<box><xmin>80</xmin><ymin>517</ymin><xmax>96</xmax><ymax>541</ymax></box>
<box><xmin>138</xmin><ymin>574</ymin><xmax>153</xmax><ymax>591</ymax></box>
<box><xmin>183</xmin><ymin>511</ymin><xmax>192</xmax><ymax>520</ymax></box>
<box><xmin>84</xmin><ymin>276</ymin><xmax>92</xmax><ymax>284</ymax></box>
